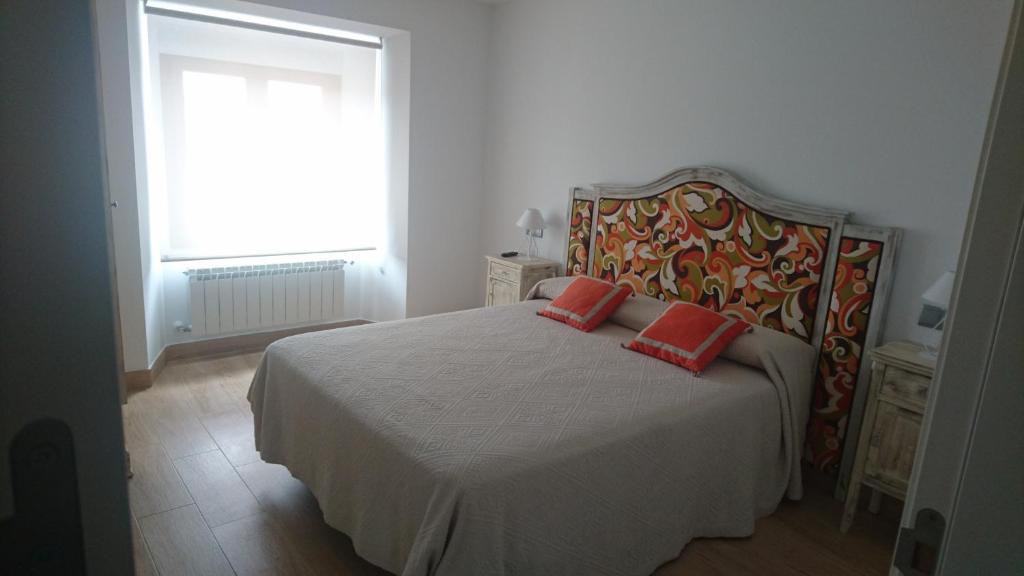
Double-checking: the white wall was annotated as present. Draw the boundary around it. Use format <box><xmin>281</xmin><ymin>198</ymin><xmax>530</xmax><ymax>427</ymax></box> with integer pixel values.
<box><xmin>96</xmin><ymin>0</ymin><xmax>162</xmax><ymax>371</ymax></box>
<box><xmin>481</xmin><ymin>0</ymin><xmax>1014</xmax><ymax>344</ymax></box>
<box><xmin>249</xmin><ymin>0</ymin><xmax>491</xmax><ymax>318</ymax></box>
<box><xmin>102</xmin><ymin>0</ymin><xmax>1012</xmax><ymax>356</ymax></box>
<box><xmin>130</xmin><ymin>0</ymin><xmax>168</xmax><ymax>367</ymax></box>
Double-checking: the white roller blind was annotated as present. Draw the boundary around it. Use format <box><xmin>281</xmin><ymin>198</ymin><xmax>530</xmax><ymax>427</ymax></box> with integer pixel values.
<box><xmin>147</xmin><ymin>13</ymin><xmax>382</xmax><ymax>261</ymax></box>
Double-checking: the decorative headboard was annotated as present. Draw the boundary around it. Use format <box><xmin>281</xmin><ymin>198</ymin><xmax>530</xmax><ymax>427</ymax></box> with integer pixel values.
<box><xmin>564</xmin><ymin>167</ymin><xmax>900</xmax><ymax>478</ymax></box>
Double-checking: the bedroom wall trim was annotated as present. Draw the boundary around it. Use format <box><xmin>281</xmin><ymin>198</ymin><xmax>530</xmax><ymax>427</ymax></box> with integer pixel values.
<box><xmin>123</xmin><ymin>346</ymin><xmax>167</xmax><ymax>392</ymax></box>
<box><xmin>122</xmin><ymin>319</ymin><xmax>371</xmax><ymax>390</ymax></box>
<box><xmin>164</xmin><ymin>319</ymin><xmax>372</xmax><ymax>361</ymax></box>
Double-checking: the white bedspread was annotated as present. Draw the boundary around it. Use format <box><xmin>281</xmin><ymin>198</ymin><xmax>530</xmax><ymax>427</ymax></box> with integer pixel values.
<box><xmin>248</xmin><ymin>297</ymin><xmax>815</xmax><ymax>576</ymax></box>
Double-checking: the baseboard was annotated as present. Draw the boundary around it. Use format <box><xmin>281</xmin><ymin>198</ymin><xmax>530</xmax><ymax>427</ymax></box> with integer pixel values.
<box><xmin>122</xmin><ymin>319</ymin><xmax>370</xmax><ymax>392</ymax></box>
<box><xmin>123</xmin><ymin>346</ymin><xmax>166</xmax><ymax>393</ymax></box>
<box><xmin>164</xmin><ymin>319</ymin><xmax>372</xmax><ymax>362</ymax></box>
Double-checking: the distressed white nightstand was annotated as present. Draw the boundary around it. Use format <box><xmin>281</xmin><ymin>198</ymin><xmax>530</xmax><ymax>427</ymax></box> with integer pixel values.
<box><xmin>841</xmin><ymin>340</ymin><xmax>936</xmax><ymax>532</ymax></box>
<box><xmin>485</xmin><ymin>255</ymin><xmax>559</xmax><ymax>306</ymax></box>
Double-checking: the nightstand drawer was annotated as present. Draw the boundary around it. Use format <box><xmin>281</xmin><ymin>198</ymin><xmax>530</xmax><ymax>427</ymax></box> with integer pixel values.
<box><xmin>488</xmin><ymin>260</ymin><xmax>518</xmax><ymax>282</ymax></box>
<box><xmin>880</xmin><ymin>366</ymin><xmax>930</xmax><ymax>409</ymax></box>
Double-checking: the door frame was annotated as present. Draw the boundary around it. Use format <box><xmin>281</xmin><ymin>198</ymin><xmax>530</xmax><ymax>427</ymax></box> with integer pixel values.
<box><xmin>895</xmin><ymin>0</ymin><xmax>1023</xmax><ymax>572</ymax></box>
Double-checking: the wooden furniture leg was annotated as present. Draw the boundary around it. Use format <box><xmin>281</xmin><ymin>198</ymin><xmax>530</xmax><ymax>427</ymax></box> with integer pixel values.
<box><xmin>868</xmin><ymin>488</ymin><xmax>883</xmax><ymax>514</ymax></box>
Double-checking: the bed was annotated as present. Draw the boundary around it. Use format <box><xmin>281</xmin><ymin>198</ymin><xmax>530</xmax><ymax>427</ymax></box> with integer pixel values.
<box><xmin>249</xmin><ymin>167</ymin><xmax>901</xmax><ymax>575</ymax></box>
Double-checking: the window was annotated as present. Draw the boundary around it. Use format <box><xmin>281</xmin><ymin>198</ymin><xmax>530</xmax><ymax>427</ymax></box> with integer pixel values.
<box><xmin>146</xmin><ymin>11</ymin><xmax>382</xmax><ymax>260</ymax></box>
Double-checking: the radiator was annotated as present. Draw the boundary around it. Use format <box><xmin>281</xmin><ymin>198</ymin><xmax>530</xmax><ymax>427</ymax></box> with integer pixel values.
<box><xmin>185</xmin><ymin>260</ymin><xmax>347</xmax><ymax>337</ymax></box>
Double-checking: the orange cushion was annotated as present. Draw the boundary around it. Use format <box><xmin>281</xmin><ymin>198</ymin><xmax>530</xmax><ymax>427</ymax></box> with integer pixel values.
<box><xmin>538</xmin><ymin>277</ymin><xmax>631</xmax><ymax>332</ymax></box>
<box><xmin>626</xmin><ymin>302</ymin><xmax>750</xmax><ymax>373</ymax></box>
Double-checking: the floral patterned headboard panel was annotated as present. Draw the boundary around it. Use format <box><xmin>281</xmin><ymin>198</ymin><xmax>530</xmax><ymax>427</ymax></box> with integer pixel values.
<box><xmin>593</xmin><ymin>183</ymin><xmax>833</xmax><ymax>341</ymax></box>
<box><xmin>564</xmin><ymin>167</ymin><xmax>900</xmax><ymax>480</ymax></box>
<box><xmin>566</xmin><ymin>198</ymin><xmax>594</xmax><ymax>276</ymax></box>
<box><xmin>573</xmin><ymin>168</ymin><xmax>846</xmax><ymax>344</ymax></box>
<box><xmin>810</xmin><ymin>227</ymin><xmax>900</xmax><ymax>486</ymax></box>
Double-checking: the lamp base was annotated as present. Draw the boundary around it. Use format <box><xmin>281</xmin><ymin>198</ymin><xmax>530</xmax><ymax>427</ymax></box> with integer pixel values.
<box><xmin>526</xmin><ymin>235</ymin><xmax>539</xmax><ymax>259</ymax></box>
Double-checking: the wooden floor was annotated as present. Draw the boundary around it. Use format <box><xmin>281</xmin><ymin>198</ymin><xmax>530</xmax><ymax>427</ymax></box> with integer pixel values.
<box><xmin>125</xmin><ymin>353</ymin><xmax>900</xmax><ymax>576</ymax></box>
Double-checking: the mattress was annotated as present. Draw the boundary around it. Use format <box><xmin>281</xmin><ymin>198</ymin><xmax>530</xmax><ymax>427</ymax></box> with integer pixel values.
<box><xmin>248</xmin><ymin>296</ymin><xmax>815</xmax><ymax>576</ymax></box>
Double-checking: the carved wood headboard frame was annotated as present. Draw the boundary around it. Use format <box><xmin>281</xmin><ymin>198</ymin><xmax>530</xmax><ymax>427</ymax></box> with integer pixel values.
<box><xmin>564</xmin><ymin>166</ymin><xmax>901</xmax><ymax>475</ymax></box>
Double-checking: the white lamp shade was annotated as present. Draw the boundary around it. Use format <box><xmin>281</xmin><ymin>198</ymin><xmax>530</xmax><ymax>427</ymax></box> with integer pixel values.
<box><xmin>516</xmin><ymin>208</ymin><xmax>545</xmax><ymax>231</ymax></box>
<box><xmin>922</xmin><ymin>270</ymin><xmax>956</xmax><ymax>309</ymax></box>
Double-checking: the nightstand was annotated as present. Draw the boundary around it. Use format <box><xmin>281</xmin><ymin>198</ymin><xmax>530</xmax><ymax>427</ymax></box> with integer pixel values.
<box><xmin>841</xmin><ymin>341</ymin><xmax>936</xmax><ymax>532</ymax></box>
<box><xmin>485</xmin><ymin>255</ymin><xmax>559</xmax><ymax>306</ymax></box>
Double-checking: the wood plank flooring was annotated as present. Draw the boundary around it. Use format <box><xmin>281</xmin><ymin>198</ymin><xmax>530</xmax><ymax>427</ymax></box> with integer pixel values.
<box><xmin>126</xmin><ymin>352</ymin><xmax>899</xmax><ymax>575</ymax></box>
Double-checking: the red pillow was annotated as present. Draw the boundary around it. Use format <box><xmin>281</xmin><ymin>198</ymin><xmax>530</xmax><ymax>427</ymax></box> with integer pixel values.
<box><xmin>626</xmin><ymin>302</ymin><xmax>750</xmax><ymax>373</ymax></box>
<box><xmin>538</xmin><ymin>277</ymin><xmax>631</xmax><ymax>332</ymax></box>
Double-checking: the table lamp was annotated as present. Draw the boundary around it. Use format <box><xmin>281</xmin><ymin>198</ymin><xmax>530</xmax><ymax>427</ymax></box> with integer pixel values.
<box><xmin>918</xmin><ymin>270</ymin><xmax>955</xmax><ymax>358</ymax></box>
